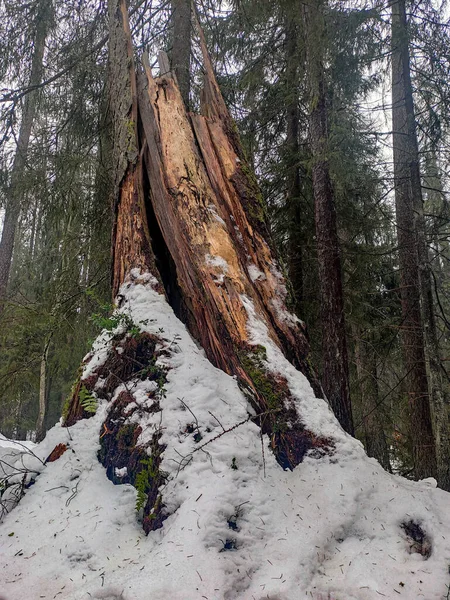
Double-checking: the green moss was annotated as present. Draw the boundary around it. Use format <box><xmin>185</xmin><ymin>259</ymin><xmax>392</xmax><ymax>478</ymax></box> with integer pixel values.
<box><xmin>61</xmin><ymin>376</ymin><xmax>80</xmax><ymax>422</ymax></box>
<box><xmin>240</xmin><ymin>161</ymin><xmax>266</xmax><ymax>225</ymax></box>
<box><xmin>135</xmin><ymin>457</ymin><xmax>153</xmax><ymax>512</ymax></box>
<box><xmin>272</xmin><ymin>419</ymin><xmax>288</xmax><ymax>434</ymax></box>
<box><xmin>147</xmin><ymin>494</ymin><xmax>163</xmax><ymax>520</ymax></box>
<box><xmin>61</xmin><ymin>395</ymin><xmax>71</xmax><ymax>422</ymax></box>
<box><xmin>116</xmin><ymin>423</ymin><xmax>138</xmax><ymax>445</ymax></box>
<box><xmin>238</xmin><ymin>345</ymin><xmax>284</xmax><ymax>411</ymax></box>
<box><xmin>135</xmin><ymin>455</ymin><xmax>166</xmax><ymax>513</ymax></box>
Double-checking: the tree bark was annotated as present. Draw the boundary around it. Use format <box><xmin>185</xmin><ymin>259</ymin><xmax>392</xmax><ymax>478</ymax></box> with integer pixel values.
<box><xmin>35</xmin><ymin>335</ymin><xmax>51</xmax><ymax>443</ymax></box>
<box><xmin>171</xmin><ymin>0</ymin><xmax>191</xmax><ymax>108</ymax></box>
<box><xmin>0</xmin><ymin>0</ymin><xmax>51</xmax><ymax>314</ymax></box>
<box><xmin>109</xmin><ymin>0</ymin><xmax>162</xmax><ymax>298</ymax></box>
<box><xmin>136</xmin><ymin>40</ymin><xmax>321</xmax><ymax>421</ymax></box>
<box><xmin>301</xmin><ymin>0</ymin><xmax>354</xmax><ymax>435</ymax></box>
<box><xmin>391</xmin><ymin>0</ymin><xmax>438</xmax><ymax>482</ymax></box>
<box><xmin>353</xmin><ymin>326</ymin><xmax>391</xmax><ymax>471</ymax></box>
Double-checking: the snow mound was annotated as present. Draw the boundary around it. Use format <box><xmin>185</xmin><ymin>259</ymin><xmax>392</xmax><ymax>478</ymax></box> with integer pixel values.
<box><xmin>1</xmin><ymin>280</ymin><xmax>450</xmax><ymax>600</ymax></box>
<box><xmin>0</xmin><ymin>435</ymin><xmax>41</xmax><ymax>521</ymax></box>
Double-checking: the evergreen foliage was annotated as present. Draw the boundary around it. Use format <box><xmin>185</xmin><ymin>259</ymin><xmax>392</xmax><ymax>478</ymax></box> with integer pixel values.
<box><xmin>79</xmin><ymin>386</ymin><xmax>97</xmax><ymax>414</ymax></box>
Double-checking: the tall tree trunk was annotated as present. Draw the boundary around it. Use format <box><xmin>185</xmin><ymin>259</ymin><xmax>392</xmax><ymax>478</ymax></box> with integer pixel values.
<box><xmin>35</xmin><ymin>335</ymin><xmax>51</xmax><ymax>443</ymax></box>
<box><xmin>284</xmin><ymin>12</ymin><xmax>303</xmax><ymax>312</ymax></box>
<box><xmin>0</xmin><ymin>0</ymin><xmax>51</xmax><ymax>314</ymax></box>
<box><xmin>424</xmin><ymin>152</ymin><xmax>448</xmax><ymax>283</ymax></box>
<box><xmin>171</xmin><ymin>0</ymin><xmax>191</xmax><ymax>108</ymax></box>
<box><xmin>301</xmin><ymin>0</ymin><xmax>353</xmax><ymax>435</ymax></box>
<box><xmin>391</xmin><ymin>0</ymin><xmax>438</xmax><ymax>481</ymax></box>
<box><xmin>353</xmin><ymin>326</ymin><xmax>391</xmax><ymax>471</ymax></box>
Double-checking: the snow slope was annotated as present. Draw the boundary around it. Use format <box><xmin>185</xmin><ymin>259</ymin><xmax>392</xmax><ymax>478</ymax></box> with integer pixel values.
<box><xmin>1</xmin><ymin>278</ymin><xmax>450</xmax><ymax>600</ymax></box>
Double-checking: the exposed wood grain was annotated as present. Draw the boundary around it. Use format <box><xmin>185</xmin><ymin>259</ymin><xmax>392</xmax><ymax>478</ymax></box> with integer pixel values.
<box><xmin>108</xmin><ymin>0</ymin><xmax>162</xmax><ymax>296</ymax></box>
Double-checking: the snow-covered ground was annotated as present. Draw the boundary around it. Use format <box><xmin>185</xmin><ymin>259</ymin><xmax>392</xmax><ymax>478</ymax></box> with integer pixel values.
<box><xmin>1</xmin><ymin>278</ymin><xmax>450</xmax><ymax>600</ymax></box>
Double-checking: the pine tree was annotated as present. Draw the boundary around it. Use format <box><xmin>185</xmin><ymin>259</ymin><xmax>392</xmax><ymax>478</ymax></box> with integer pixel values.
<box><xmin>391</xmin><ymin>0</ymin><xmax>437</xmax><ymax>481</ymax></box>
<box><xmin>0</xmin><ymin>0</ymin><xmax>53</xmax><ymax>314</ymax></box>
<box><xmin>301</xmin><ymin>0</ymin><xmax>353</xmax><ymax>435</ymax></box>
<box><xmin>171</xmin><ymin>0</ymin><xmax>192</xmax><ymax>107</ymax></box>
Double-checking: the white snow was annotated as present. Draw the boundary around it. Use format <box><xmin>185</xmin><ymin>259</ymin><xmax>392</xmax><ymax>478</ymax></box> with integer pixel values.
<box><xmin>207</xmin><ymin>204</ymin><xmax>226</xmax><ymax>226</ymax></box>
<box><xmin>206</xmin><ymin>253</ymin><xmax>229</xmax><ymax>285</ymax></box>
<box><xmin>247</xmin><ymin>263</ymin><xmax>266</xmax><ymax>283</ymax></box>
<box><xmin>0</xmin><ymin>434</ymin><xmax>35</xmax><ymax>451</ymax></box>
<box><xmin>205</xmin><ymin>254</ymin><xmax>229</xmax><ymax>272</ymax></box>
<box><xmin>1</xmin><ymin>279</ymin><xmax>450</xmax><ymax>600</ymax></box>
<box><xmin>82</xmin><ymin>328</ymin><xmax>117</xmax><ymax>381</ymax></box>
<box><xmin>265</xmin><ymin>265</ymin><xmax>305</xmax><ymax>329</ymax></box>
<box><xmin>115</xmin><ymin>467</ymin><xmax>128</xmax><ymax>478</ymax></box>
<box><xmin>0</xmin><ymin>436</ymin><xmax>42</xmax><ymax>521</ymax></box>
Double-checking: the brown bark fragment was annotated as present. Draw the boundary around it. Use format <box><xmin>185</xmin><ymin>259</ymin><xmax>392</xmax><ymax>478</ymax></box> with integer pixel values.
<box><xmin>45</xmin><ymin>444</ymin><xmax>68</xmax><ymax>463</ymax></box>
<box><xmin>112</xmin><ymin>161</ymin><xmax>161</xmax><ymax>297</ymax></box>
<box><xmin>63</xmin><ymin>379</ymin><xmax>92</xmax><ymax>428</ymax></box>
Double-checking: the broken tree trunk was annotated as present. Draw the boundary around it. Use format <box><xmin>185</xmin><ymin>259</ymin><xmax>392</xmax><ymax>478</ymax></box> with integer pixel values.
<box><xmin>65</xmin><ymin>0</ymin><xmax>330</xmax><ymax>534</ymax></box>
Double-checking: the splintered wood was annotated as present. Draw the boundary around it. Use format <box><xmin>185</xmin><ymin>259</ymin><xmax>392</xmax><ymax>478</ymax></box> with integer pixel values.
<box><xmin>78</xmin><ymin>0</ymin><xmax>329</xmax><ymax>471</ymax></box>
<box><xmin>135</xmin><ymin>57</ymin><xmax>315</xmax><ymax>384</ymax></box>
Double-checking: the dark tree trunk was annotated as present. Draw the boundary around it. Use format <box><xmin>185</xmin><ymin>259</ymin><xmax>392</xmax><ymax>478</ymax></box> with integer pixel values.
<box><xmin>302</xmin><ymin>0</ymin><xmax>354</xmax><ymax>435</ymax></box>
<box><xmin>35</xmin><ymin>335</ymin><xmax>51</xmax><ymax>443</ymax></box>
<box><xmin>171</xmin><ymin>0</ymin><xmax>191</xmax><ymax>108</ymax></box>
<box><xmin>109</xmin><ymin>0</ymin><xmax>162</xmax><ymax>298</ymax></box>
<box><xmin>0</xmin><ymin>0</ymin><xmax>51</xmax><ymax>314</ymax></box>
<box><xmin>284</xmin><ymin>12</ymin><xmax>303</xmax><ymax>312</ymax></box>
<box><xmin>391</xmin><ymin>0</ymin><xmax>438</xmax><ymax>482</ymax></box>
<box><xmin>354</xmin><ymin>326</ymin><xmax>391</xmax><ymax>471</ymax></box>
